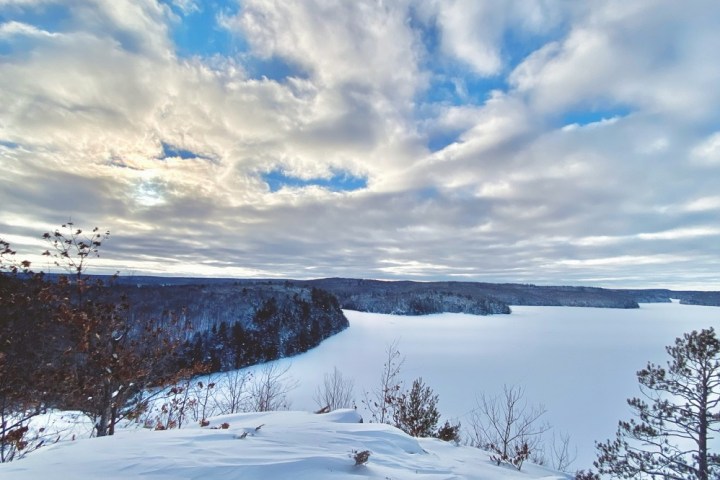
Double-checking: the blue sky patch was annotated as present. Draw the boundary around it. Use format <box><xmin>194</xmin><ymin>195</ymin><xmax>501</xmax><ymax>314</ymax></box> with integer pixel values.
<box><xmin>560</xmin><ymin>106</ymin><xmax>633</xmax><ymax>127</ymax></box>
<box><xmin>416</xmin><ymin>186</ymin><xmax>440</xmax><ymax>201</ymax></box>
<box><xmin>162</xmin><ymin>0</ymin><xmax>243</xmax><ymax>58</ymax></box>
<box><xmin>427</xmin><ymin>131</ymin><xmax>463</xmax><ymax>153</ymax></box>
<box><xmin>500</xmin><ymin>25</ymin><xmax>565</xmax><ymax>73</ymax></box>
<box><xmin>0</xmin><ymin>3</ymin><xmax>71</xmax><ymax>32</ymax></box>
<box><xmin>409</xmin><ymin>8</ymin><xmax>505</xmax><ymax>108</ymax></box>
<box><xmin>423</xmin><ymin>74</ymin><xmax>506</xmax><ymax>107</ymax></box>
<box><xmin>243</xmin><ymin>55</ymin><xmax>308</xmax><ymax>82</ymax></box>
<box><xmin>161</xmin><ymin>1</ymin><xmax>304</xmax><ymax>82</ymax></box>
<box><xmin>160</xmin><ymin>142</ymin><xmax>214</xmax><ymax>161</ymax></box>
<box><xmin>0</xmin><ymin>3</ymin><xmax>71</xmax><ymax>55</ymax></box>
<box><xmin>263</xmin><ymin>169</ymin><xmax>368</xmax><ymax>193</ymax></box>
<box><xmin>0</xmin><ymin>140</ymin><xmax>19</xmax><ymax>149</ymax></box>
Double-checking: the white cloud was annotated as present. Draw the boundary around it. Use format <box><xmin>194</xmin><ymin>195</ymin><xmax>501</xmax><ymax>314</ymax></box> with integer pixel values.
<box><xmin>561</xmin><ymin>115</ymin><xmax>621</xmax><ymax>131</ymax></box>
<box><xmin>509</xmin><ymin>0</ymin><xmax>720</xmax><ymax>119</ymax></box>
<box><xmin>557</xmin><ymin>254</ymin><xmax>687</xmax><ymax>267</ymax></box>
<box><xmin>683</xmin><ymin>196</ymin><xmax>720</xmax><ymax>212</ymax></box>
<box><xmin>419</xmin><ymin>0</ymin><xmax>569</xmax><ymax>76</ymax></box>
<box><xmin>638</xmin><ymin>227</ymin><xmax>720</xmax><ymax>241</ymax></box>
<box><xmin>691</xmin><ymin>132</ymin><xmax>720</xmax><ymax>166</ymax></box>
<box><xmin>229</xmin><ymin>0</ymin><xmax>422</xmax><ymax>98</ymax></box>
<box><xmin>1</xmin><ymin>0</ymin><xmax>720</xmax><ymax>288</ymax></box>
<box><xmin>169</xmin><ymin>0</ymin><xmax>199</xmax><ymax>16</ymax></box>
<box><xmin>0</xmin><ymin>20</ymin><xmax>57</xmax><ymax>38</ymax></box>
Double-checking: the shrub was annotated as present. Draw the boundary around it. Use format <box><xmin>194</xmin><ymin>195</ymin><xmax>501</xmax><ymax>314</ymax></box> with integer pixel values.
<box><xmin>574</xmin><ymin>469</ymin><xmax>600</xmax><ymax>480</ymax></box>
<box><xmin>351</xmin><ymin>449</ymin><xmax>371</xmax><ymax>465</ymax></box>
<box><xmin>435</xmin><ymin>420</ymin><xmax>461</xmax><ymax>443</ymax></box>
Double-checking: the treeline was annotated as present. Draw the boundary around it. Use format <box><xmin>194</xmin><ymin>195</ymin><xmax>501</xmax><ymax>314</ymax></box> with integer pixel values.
<box><xmin>82</xmin><ymin>276</ymin><xmax>720</xmax><ymax>312</ymax></box>
<box><xmin>339</xmin><ymin>290</ymin><xmax>510</xmax><ymax>315</ymax></box>
<box><xmin>176</xmin><ymin>287</ymin><xmax>347</xmax><ymax>371</ymax></box>
<box><xmin>300</xmin><ymin>278</ymin><xmax>641</xmax><ymax>311</ymax></box>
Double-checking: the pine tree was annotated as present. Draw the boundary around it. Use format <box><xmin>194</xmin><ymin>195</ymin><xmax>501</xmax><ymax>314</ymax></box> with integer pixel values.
<box><xmin>393</xmin><ymin>377</ymin><xmax>440</xmax><ymax>437</ymax></box>
<box><xmin>595</xmin><ymin>328</ymin><xmax>720</xmax><ymax>479</ymax></box>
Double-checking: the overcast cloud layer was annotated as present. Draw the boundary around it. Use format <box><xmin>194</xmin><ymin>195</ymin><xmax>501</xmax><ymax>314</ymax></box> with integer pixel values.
<box><xmin>1</xmin><ymin>0</ymin><xmax>719</xmax><ymax>289</ymax></box>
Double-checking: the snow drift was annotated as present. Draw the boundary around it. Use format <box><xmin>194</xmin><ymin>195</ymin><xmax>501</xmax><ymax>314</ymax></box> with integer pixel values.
<box><xmin>1</xmin><ymin>409</ymin><xmax>568</xmax><ymax>479</ymax></box>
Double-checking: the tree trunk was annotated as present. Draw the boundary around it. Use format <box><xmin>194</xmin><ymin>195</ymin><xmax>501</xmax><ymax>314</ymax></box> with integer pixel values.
<box><xmin>95</xmin><ymin>384</ymin><xmax>113</xmax><ymax>437</ymax></box>
<box><xmin>96</xmin><ymin>408</ymin><xmax>110</xmax><ymax>437</ymax></box>
<box><xmin>698</xmin><ymin>381</ymin><xmax>708</xmax><ymax>480</ymax></box>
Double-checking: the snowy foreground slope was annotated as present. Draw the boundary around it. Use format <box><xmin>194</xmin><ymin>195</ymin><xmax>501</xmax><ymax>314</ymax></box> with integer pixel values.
<box><xmin>2</xmin><ymin>409</ymin><xmax>567</xmax><ymax>480</ymax></box>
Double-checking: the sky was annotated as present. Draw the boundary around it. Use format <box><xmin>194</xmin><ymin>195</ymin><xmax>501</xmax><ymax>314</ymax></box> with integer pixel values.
<box><xmin>1</xmin><ymin>0</ymin><xmax>719</xmax><ymax>289</ymax></box>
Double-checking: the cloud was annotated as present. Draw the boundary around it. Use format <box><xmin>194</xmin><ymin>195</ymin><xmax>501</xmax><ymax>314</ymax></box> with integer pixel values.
<box><xmin>691</xmin><ymin>132</ymin><xmax>720</xmax><ymax>166</ymax></box>
<box><xmin>0</xmin><ymin>20</ymin><xmax>57</xmax><ymax>38</ymax></box>
<box><xmin>683</xmin><ymin>196</ymin><xmax>720</xmax><ymax>212</ymax></box>
<box><xmin>637</xmin><ymin>227</ymin><xmax>720</xmax><ymax>241</ymax></box>
<box><xmin>416</xmin><ymin>0</ymin><xmax>569</xmax><ymax>76</ymax></box>
<box><xmin>509</xmin><ymin>0</ymin><xmax>720</xmax><ymax>120</ymax></box>
<box><xmin>1</xmin><ymin>0</ymin><xmax>719</xmax><ymax>289</ymax></box>
<box><xmin>229</xmin><ymin>0</ymin><xmax>421</xmax><ymax>91</ymax></box>
<box><xmin>168</xmin><ymin>0</ymin><xmax>199</xmax><ymax>16</ymax></box>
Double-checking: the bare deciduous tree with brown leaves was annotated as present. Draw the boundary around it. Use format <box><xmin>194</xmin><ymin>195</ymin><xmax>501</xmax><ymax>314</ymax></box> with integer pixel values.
<box><xmin>1</xmin><ymin>223</ymin><xmax>199</xmax><ymax>452</ymax></box>
<box><xmin>39</xmin><ymin>224</ymin><xmax>195</xmax><ymax>437</ymax></box>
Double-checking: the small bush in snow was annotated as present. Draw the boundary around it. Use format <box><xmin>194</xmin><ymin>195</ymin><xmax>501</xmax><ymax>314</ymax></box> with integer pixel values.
<box><xmin>489</xmin><ymin>441</ymin><xmax>531</xmax><ymax>471</ymax></box>
<box><xmin>435</xmin><ymin>420</ymin><xmax>461</xmax><ymax>443</ymax></box>
<box><xmin>574</xmin><ymin>469</ymin><xmax>600</xmax><ymax>480</ymax></box>
<box><xmin>351</xmin><ymin>449</ymin><xmax>371</xmax><ymax>465</ymax></box>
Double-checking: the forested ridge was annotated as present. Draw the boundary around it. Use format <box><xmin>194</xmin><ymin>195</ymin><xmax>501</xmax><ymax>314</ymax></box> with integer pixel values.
<box><xmin>101</xmin><ymin>276</ymin><xmax>720</xmax><ymax>313</ymax></box>
<box><xmin>135</xmin><ymin>283</ymin><xmax>349</xmax><ymax>371</ymax></box>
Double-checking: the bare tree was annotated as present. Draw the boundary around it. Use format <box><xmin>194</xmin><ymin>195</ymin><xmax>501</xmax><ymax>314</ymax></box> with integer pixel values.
<box><xmin>154</xmin><ymin>375</ymin><xmax>195</xmax><ymax>430</ymax></box>
<box><xmin>469</xmin><ymin>385</ymin><xmax>549</xmax><ymax>471</ymax></box>
<box><xmin>246</xmin><ymin>363</ymin><xmax>297</xmax><ymax>412</ymax></box>
<box><xmin>363</xmin><ymin>340</ymin><xmax>404</xmax><ymax>424</ymax></box>
<box><xmin>550</xmin><ymin>431</ymin><xmax>577</xmax><ymax>472</ymax></box>
<box><xmin>191</xmin><ymin>375</ymin><xmax>220</xmax><ymax>424</ymax></box>
<box><xmin>313</xmin><ymin>366</ymin><xmax>355</xmax><ymax>411</ymax></box>
<box><xmin>218</xmin><ymin>369</ymin><xmax>252</xmax><ymax>414</ymax></box>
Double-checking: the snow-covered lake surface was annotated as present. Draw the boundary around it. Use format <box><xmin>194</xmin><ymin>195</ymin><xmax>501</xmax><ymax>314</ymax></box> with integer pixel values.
<box><xmin>266</xmin><ymin>302</ymin><xmax>720</xmax><ymax>470</ymax></box>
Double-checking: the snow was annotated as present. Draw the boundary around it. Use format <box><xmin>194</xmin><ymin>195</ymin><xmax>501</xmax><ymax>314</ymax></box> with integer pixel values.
<box><xmin>250</xmin><ymin>302</ymin><xmax>720</xmax><ymax>470</ymax></box>
<box><xmin>3</xmin><ymin>302</ymin><xmax>719</xmax><ymax>477</ymax></box>
<box><xmin>2</xmin><ymin>409</ymin><xmax>568</xmax><ymax>479</ymax></box>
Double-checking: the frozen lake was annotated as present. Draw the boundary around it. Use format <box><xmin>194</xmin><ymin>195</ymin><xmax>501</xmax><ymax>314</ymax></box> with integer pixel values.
<box><xmin>261</xmin><ymin>301</ymin><xmax>720</xmax><ymax>471</ymax></box>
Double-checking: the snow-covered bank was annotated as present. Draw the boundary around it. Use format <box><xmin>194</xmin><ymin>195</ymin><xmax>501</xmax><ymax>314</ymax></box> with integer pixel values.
<box><xmin>1</xmin><ymin>409</ymin><xmax>568</xmax><ymax>479</ymax></box>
